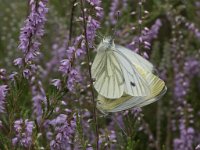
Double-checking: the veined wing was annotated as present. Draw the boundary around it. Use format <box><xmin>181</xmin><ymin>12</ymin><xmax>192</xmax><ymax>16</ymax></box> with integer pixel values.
<box><xmin>91</xmin><ymin>51</ymin><xmax>124</xmax><ymax>99</ymax></box>
<box><xmin>116</xmin><ymin>45</ymin><xmax>154</xmax><ymax>72</ymax></box>
<box><xmin>114</xmin><ymin>50</ymin><xmax>150</xmax><ymax>97</ymax></box>
<box><xmin>111</xmin><ymin>74</ymin><xmax>167</xmax><ymax>112</ymax></box>
<box><xmin>96</xmin><ymin>71</ymin><xmax>167</xmax><ymax>113</ymax></box>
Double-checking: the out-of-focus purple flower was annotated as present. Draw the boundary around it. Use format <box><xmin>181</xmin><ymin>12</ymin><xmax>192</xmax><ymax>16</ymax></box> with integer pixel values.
<box><xmin>16</xmin><ymin>0</ymin><xmax>49</xmax><ymax>125</ymax></box>
<box><xmin>12</xmin><ymin>119</ymin><xmax>34</xmax><ymax>148</ymax></box>
<box><xmin>173</xmin><ymin>72</ymin><xmax>189</xmax><ymax>101</ymax></box>
<box><xmin>98</xmin><ymin>129</ymin><xmax>117</xmax><ymax>149</ymax></box>
<box><xmin>45</xmin><ymin>36</ymin><xmax>69</xmax><ymax>76</ymax></box>
<box><xmin>122</xmin><ymin>0</ymin><xmax>127</xmax><ymax>9</ymax></box>
<box><xmin>67</xmin><ymin>68</ymin><xmax>81</xmax><ymax>92</ymax></box>
<box><xmin>9</xmin><ymin>72</ymin><xmax>18</xmax><ymax>81</ymax></box>
<box><xmin>85</xmin><ymin>0</ymin><xmax>103</xmax><ymax>47</ymax></box>
<box><xmin>18</xmin><ymin>0</ymin><xmax>48</xmax><ymax>64</ymax></box>
<box><xmin>51</xmin><ymin>79</ymin><xmax>61</xmax><ymax>90</ymax></box>
<box><xmin>0</xmin><ymin>85</ymin><xmax>8</xmax><ymax>113</ymax></box>
<box><xmin>184</xmin><ymin>58</ymin><xmax>200</xmax><ymax>77</ymax></box>
<box><xmin>173</xmin><ymin>121</ymin><xmax>194</xmax><ymax>150</ymax></box>
<box><xmin>23</xmin><ymin>69</ymin><xmax>31</xmax><ymax>79</ymax></box>
<box><xmin>109</xmin><ymin>0</ymin><xmax>127</xmax><ymax>25</ymax></box>
<box><xmin>86</xmin><ymin>0</ymin><xmax>104</xmax><ymax>18</ymax></box>
<box><xmin>58</xmin><ymin>36</ymin><xmax>85</xmax><ymax>92</ymax></box>
<box><xmin>87</xmin><ymin>16</ymin><xmax>100</xmax><ymax>47</ymax></box>
<box><xmin>128</xmin><ymin>19</ymin><xmax>162</xmax><ymax>56</ymax></box>
<box><xmin>185</xmin><ymin>22</ymin><xmax>200</xmax><ymax>39</ymax></box>
<box><xmin>59</xmin><ymin>59</ymin><xmax>71</xmax><ymax>75</ymax></box>
<box><xmin>173</xmin><ymin>57</ymin><xmax>200</xmax><ymax>102</ymax></box>
<box><xmin>0</xmin><ymin>120</ymin><xmax>2</xmax><ymax>128</ymax></box>
<box><xmin>13</xmin><ymin>58</ymin><xmax>23</xmax><ymax>68</ymax></box>
<box><xmin>46</xmin><ymin>113</ymin><xmax>76</xmax><ymax>150</ymax></box>
<box><xmin>196</xmin><ymin>144</ymin><xmax>200</xmax><ymax>150</ymax></box>
<box><xmin>170</xmin><ymin>20</ymin><xmax>198</xmax><ymax>149</ymax></box>
<box><xmin>31</xmin><ymin>77</ymin><xmax>47</xmax><ymax>123</ymax></box>
<box><xmin>0</xmin><ymin>68</ymin><xmax>7</xmax><ymax>81</ymax></box>
<box><xmin>131</xmin><ymin>108</ymin><xmax>142</xmax><ymax>118</ymax></box>
<box><xmin>109</xmin><ymin>0</ymin><xmax>119</xmax><ymax>25</ymax></box>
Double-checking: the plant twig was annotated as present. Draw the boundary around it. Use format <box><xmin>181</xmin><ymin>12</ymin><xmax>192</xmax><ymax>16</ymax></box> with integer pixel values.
<box><xmin>68</xmin><ymin>0</ymin><xmax>77</xmax><ymax>45</ymax></box>
<box><xmin>80</xmin><ymin>0</ymin><xmax>99</xmax><ymax>149</ymax></box>
<box><xmin>156</xmin><ymin>101</ymin><xmax>161</xmax><ymax>150</ymax></box>
<box><xmin>138</xmin><ymin>0</ymin><xmax>142</xmax><ymax>53</ymax></box>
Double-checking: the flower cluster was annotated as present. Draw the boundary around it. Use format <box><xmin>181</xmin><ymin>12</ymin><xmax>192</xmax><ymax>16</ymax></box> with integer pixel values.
<box><xmin>17</xmin><ymin>0</ymin><xmax>48</xmax><ymax>65</ymax></box>
<box><xmin>31</xmin><ymin>76</ymin><xmax>47</xmax><ymax>123</ymax></box>
<box><xmin>1</xmin><ymin>0</ymin><xmax>200</xmax><ymax>149</ymax></box>
<box><xmin>173</xmin><ymin>122</ymin><xmax>194</xmax><ymax>150</ymax></box>
<box><xmin>0</xmin><ymin>85</ymin><xmax>8</xmax><ymax>113</ymax></box>
<box><xmin>12</xmin><ymin>119</ymin><xmax>34</xmax><ymax>148</ymax></box>
<box><xmin>58</xmin><ymin>36</ymin><xmax>84</xmax><ymax>92</ymax></box>
<box><xmin>47</xmin><ymin>113</ymin><xmax>76</xmax><ymax>149</ymax></box>
<box><xmin>86</xmin><ymin>0</ymin><xmax>103</xmax><ymax>47</ymax></box>
<box><xmin>128</xmin><ymin>19</ymin><xmax>162</xmax><ymax>58</ymax></box>
<box><xmin>109</xmin><ymin>0</ymin><xmax>120</xmax><ymax>25</ymax></box>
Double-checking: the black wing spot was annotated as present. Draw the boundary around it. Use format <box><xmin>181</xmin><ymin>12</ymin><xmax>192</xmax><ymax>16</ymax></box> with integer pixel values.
<box><xmin>130</xmin><ymin>82</ymin><xmax>136</xmax><ymax>87</ymax></box>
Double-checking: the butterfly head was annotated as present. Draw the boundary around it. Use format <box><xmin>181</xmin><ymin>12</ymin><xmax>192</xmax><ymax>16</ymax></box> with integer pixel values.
<box><xmin>97</xmin><ymin>37</ymin><xmax>115</xmax><ymax>52</ymax></box>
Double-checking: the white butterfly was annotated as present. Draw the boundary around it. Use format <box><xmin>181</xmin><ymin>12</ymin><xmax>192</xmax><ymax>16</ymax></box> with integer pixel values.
<box><xmin>91</xmin><ymin>37</ymin><xmax>167</xmax><ymax>113</ymax></box>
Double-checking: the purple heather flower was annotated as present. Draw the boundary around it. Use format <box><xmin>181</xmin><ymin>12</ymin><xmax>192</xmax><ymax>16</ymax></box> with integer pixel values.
<box><xmin>47</xmin><ymin>113</ymin><xmax>76</xmax><ymax>150</ymax></box>
<box><xmin>85</xmin><ymin>0</ymin><xmax>103</xmax><ymax>48</ymax></box>
<box><xmin>59</xmin><ymin>59</ymin><xmax>71</xmax><ymax>75</ymax></box>
<box><xmin>31</xmin><ymin>77</ymin><xmax>47</xmax><ymax>123</ymax></box>
<box><xmin>98</xmin><ymin>129</ymin><xmax>117</xmax><ymax>149</ymax></box>
<box><xmin>122</xmin><ymin>0</ymin><xmax>127</xmax><ymax>9</ymax></box>
<box><xmin>0</xmin><ymin>85</ymin><xmax>8</xmax><ymax>113</ymax></box>
<box><xmin>82</xmin><ymin>0</ymin><xmax>103</xmax><ymax>48</ymax></box>
<box><xmin>0</xmin><ymin>120</ymin><xmax>2</xmax><ymax>128</ymax></box>
<box><xmin>86</xmin><ymin>0</ymin><xmax>104</xmax><ymax>18</ymax></box>
<box><xmin>45</xmin><ymin>36</ymin><xmax>69</xmax><ymax>76</ymax></box>
<box><xmin>67</xmin><ymin>68</ymin><xmax>81</xmax><ymax>92</ymax></box>
<box><xmin>86</xmin><ymin>0</ymin><xmax>100</xmax><ymax>6</ymax></box>
<box><xmin>109</xmin><ymin>0</ymin><xmax>127</xmax><ymax>25</ymax></box>
<box><xmin>12</xmin><ymin>119</ymin><xmax>34</xmax><ymax>148</ymax></box>
<box><xmin>51</xmin><ymin>79</ymin><xmax>61</xmax><ymax>90</ymax></box>
<box><xmin>87</xmin><ymin>16</ymin><xmax>100</xmax><ymax>47</ymax></box>
<box><xmin>185</xmin><ymin>22</ymin><xmax>200</xmax><ymax>39</ymax></box>
<box><xmin>184</xmin><ymin>58</ymin><xmax>200</xmax><ymax>77</ymax></box>
<box><xmin>0</xmin><ymin>69</ymin><xmax>6</xmax><ymax>74</ymax></box>
<box><xmin>58</xmin><ymin>35</ymin><xmax>85</xmax><ymax>92</ymax></box>
<box><xmin>18</xmin><ymin>0</ymin><xmax>48</xmax><ymax>64</ymax></box>
<box><xmin>109</xmin><ymin>0</ymin><xmax>120</xmax><ymax>25</ymax></box>
<box><xmin>23</xmin><ymin>69</ymin><xmax>31</xmax><ymax>79</ymax></box>
<box><xmin>13</xmin><ymin>58</ymin><xmax>23</xmax><ymax>68</ymax></box>
<box><xmin>128</xmin><ymin>19</ymin><xmax>162</xmax><ymax>55</ymax></box>
<box><xmin>131</xmin><ymin>108</ymin><xmax>142</xmax><ymax>118</ymax></box>
<box><xmin>173</xmin><ymin>122</ymin><xmax>194</xmax><ymax>150</ymax></box>
<box><xmin>196</xmin><ymin>144</ymin><xmax>200</xmax><ymax>150</ymax></box>
<box><xmin>0</xmin><ymin>68</ymin><xmax>6</xmax><ymax>80</ymax></box>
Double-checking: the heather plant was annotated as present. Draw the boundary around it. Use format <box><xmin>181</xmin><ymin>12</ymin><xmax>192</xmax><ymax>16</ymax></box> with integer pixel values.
<box><xmin>0</xmin><ymin>0</ymin><xmax>200</xmax><ymax>150</ymax></box>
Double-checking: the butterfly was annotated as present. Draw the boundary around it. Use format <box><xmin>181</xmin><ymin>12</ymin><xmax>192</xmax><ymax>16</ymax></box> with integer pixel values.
<box><xmin>91</xmin><ymin>37</ymin><xmax>167</xmax><ymax>113</ymax></box>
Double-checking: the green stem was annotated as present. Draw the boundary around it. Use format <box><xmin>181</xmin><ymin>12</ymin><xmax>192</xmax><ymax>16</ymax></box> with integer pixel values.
<box><xmin>80</xmin><ymin>0</ymin><xmax>99</xmax><ymax>149</ymax></box>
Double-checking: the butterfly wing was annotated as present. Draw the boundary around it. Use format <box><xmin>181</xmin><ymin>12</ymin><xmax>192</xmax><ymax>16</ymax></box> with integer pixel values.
<box><xmin>91</xmin><ymin>51</ymin><xmax>124</xmax><ymax>99</ymax></box>
<box><xmin>113</xmin><ymin>50</ymin><xmax>151</xmax><ymax>97</ymax></box>
<box><xmin>96</xmin><ymin>71</ymin><xmax>167</xmax><ymax>113</ymax></box>
<box><xmin>91</xmin><ymin>49</ymin><xmax>151</xmax><ymax>99</ymax></box>
<box><xmin>116</xmin><ymin>45</ymin><xmax>154</xmax><ymax>72</ymax></box>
